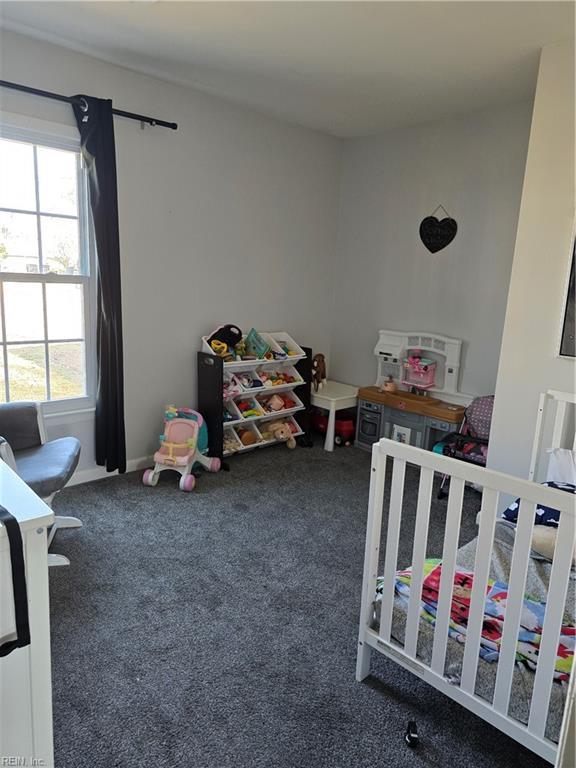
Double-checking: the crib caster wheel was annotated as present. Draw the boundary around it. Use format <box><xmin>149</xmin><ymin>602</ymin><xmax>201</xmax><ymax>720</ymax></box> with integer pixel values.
<box><xmin>405</xmin><ymin>721</ymin><xmax>418</xmax><ymax>747</ymax></box>
<box><xmin>143</xmin><ymin>469</ymin><xmax>158</xmax><ymax>487</ymax></box>
<box><xmin>179</xmin><ymin>474</ymin><xmax>196</xmax><ymax>492</ymax></box>
<box><xmin>209</xmin><ymin>457</ymin><xmax>221</xmax><ymax>473</ymax></box>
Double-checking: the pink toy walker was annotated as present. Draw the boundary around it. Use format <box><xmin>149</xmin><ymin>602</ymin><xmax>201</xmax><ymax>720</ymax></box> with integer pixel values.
<box><xmin>143</xmin><ymin>407</ymin><xmax>220</xmax><ymax>492</ymax></box>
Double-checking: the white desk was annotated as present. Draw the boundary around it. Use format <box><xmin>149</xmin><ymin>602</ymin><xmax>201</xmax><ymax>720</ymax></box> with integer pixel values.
<box><xmin>0</xmin><ymin>461</ymin><xmax>54</xmax><ymax>767</ymax></box>
<box><xmin>311</xmin><ymin>380</ymin><xmax>358</xmax><ymax>452</ymax></box>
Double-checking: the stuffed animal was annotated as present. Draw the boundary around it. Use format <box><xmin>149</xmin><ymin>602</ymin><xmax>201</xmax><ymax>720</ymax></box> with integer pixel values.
<box><xmin>272</xmin><ymin>424</ymin><xmax>296</xmax><ymax>450</ymax></box>
<box><xmin>312</xmin><ymin>353</ymin><xmax>327</xmax><ymax>392</ymax></box>
<box><xmin>271</xmin><ymin>422</ymin><xmax>296</xmax><ymax>449</ymax></box>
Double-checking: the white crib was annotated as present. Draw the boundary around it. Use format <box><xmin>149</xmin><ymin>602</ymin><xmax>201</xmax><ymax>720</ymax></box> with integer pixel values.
<box><xmin>356</xmin><ymin>435</ymin><xmax>575</xmax><ymax>764</ymax></box>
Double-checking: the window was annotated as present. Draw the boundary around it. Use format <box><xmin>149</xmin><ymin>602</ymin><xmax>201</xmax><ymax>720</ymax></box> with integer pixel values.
<box><xmin>0</xmin><ymin>131</ymin><xmax>93</xmax><ymax>407</ymax></box>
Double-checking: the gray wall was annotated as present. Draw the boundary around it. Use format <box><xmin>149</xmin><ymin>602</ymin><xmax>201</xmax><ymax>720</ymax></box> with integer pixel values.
<box><xmin>488</xmin><ymin>40</ymin><xmax>575</xmax><ymax>479</ymax></box>
<box><xmin>0</xmin><ymin>29</ymin><xmax>343</xmax><ymax>471</ymax></box>
<box><xmin>329</xmin><ymin>102</ymin><xmax>532</xmax><ymax>396</ymax></box>
<box><xmin>0</xmin><ymin>28</ymin><xmax>541</xmax><ymax>477</ymax></box>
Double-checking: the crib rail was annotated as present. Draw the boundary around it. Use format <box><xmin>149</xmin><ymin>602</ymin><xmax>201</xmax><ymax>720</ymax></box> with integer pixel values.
<box><xmin>356</xmin><ymin>438</ymin><xmax>575</xmax><ymax>764</ymax></box>
<box><xmin>529</xmin><ymin>389</ymin><xmax>576</xmax><ymax>481</ymax></box>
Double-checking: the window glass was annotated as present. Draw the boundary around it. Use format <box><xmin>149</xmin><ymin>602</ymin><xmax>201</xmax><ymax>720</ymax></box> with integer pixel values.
<box><xmin>37</xmin><ymin>145</ymin><xmax>78</xmax><ymax>216</ymax></box>
<box><xmin>0</xmin><ymin>133</ymin><xmax>91</xmax><ymax>404</ymax></box>
<box><xmin>4</xmin><ymin>282</ymin><xmax>44</xmax><ymax>342</ymax></box>
<box><xmin>7</xmin><ymin>344</ymin><xmax>47</xmax><ymax>401</ymax></box>
<box><xmin>46</xmin><ymin>283</ymin><xmax>84</xmax><ymax>339</ymax></box>
<box><xmin>41</xmin><ymin>215</ymin><xmax>80</xmax><ymax>274</ymax></box>
<box><xmin>0</xmin><ymin>139</ymin><xmax>36</xmax><ymax>210</ymax></box>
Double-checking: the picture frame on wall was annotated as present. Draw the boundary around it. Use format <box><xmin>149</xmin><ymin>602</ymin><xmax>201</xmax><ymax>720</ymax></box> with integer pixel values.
<box><xmin>559</xmin><ymin>241</ymin><xmax>575</xmax><ymax>358</ymax></box>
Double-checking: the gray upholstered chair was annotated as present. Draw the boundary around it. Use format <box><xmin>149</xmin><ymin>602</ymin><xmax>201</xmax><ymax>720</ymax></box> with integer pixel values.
<box><xmin>0</xmin><ymin>402</ymin><xmax>82</xmax><ymax>567</ymax></box>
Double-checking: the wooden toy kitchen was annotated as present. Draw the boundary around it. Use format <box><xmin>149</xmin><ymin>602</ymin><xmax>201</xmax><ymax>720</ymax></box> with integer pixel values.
<box><xmin>355</xmin><ymin>330</ymin><xmax>468</xmax><ymax>451</ymax></box>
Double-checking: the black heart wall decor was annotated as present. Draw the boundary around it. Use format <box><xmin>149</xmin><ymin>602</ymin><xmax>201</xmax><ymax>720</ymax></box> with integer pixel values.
<box><xmin>419</xmin><ymin>214</ymin><xmax>457</xmax><ymax>253</ymax></box>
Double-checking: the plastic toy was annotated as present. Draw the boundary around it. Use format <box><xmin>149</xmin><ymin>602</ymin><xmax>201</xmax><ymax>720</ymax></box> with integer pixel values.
<box><xmin>258</xmin><ymin>369</ymin><xmax>298</xmax><ymax>388</ymax></box>
<box><xmin>237</xmin><ymin>398</ymin><xmax>262</xmax><ymax>419</ymax></box>
<box><xmin>143</xmin><ymin>406</ymin><xmax>220</xmax><ymax>492</ymax></box>
<box><xmin>312</xmin><ymin>411</ymin><xmax>355</xmax><ymax>447</ymax></box>
<box><xmin>403</xmin><ymin>352</ymin><xmax>436</xmax><ymax>390</ymax></box>
<box><xmin>379</xmin><ymin>375</ymin><xmax>397</xmax><ymax>394</ymax></box>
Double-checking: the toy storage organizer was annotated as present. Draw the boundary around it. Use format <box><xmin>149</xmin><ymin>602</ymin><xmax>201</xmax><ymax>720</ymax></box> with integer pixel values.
<box><xmin>197</xmin><ymin>332</ymin><xmax>312</xmax><ymax>458</ymax></box>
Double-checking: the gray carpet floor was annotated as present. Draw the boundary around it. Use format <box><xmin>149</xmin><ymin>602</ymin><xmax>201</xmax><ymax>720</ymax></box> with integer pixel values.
<box><xmin>49</xmin><ymin>442</ymin><xmax>547</xmax><ymax>768</ymax></box>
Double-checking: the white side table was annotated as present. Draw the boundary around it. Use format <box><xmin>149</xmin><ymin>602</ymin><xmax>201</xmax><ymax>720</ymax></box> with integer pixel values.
<box><xmin>311</xmin><ymin>380</ymin><xmax>358</xmax><ymax>452</ymax></box>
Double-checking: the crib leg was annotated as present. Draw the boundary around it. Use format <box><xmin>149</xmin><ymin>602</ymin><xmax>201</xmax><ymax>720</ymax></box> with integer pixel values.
<box><xmin>356</xmin><ymin>639</ymin><xmax>372</xmax><ymax>681</ymax></box>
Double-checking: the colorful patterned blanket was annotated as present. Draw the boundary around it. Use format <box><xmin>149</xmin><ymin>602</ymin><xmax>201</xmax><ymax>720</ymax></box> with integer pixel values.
<box><xmin>388</xmin><ymin>559</ymin><xmax>574</xmax><ymax>681</ymax></box>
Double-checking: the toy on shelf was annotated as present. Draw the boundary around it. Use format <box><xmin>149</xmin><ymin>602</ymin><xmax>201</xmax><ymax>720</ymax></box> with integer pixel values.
<box><xmin>236</xmin><ymin>372</ymin><xmax>263</xmax><ymax>391</ymax></box>
<box><xmin>257</xmin><ymin>368</ymin><xmax>300</xmax><ymax>388</ymax></box>
<box><xmin>143</xmin><ymin>406</ymin><xmax>220</xmax><ymax>492</ymax></box>
<box><xmin>379</xmin><ymin>375</ymin><xmax>397</xmax><ymax>394</ymax></box>
<box><xmin>207</xmin><ymin>324</ymin><xmax>243</xmax><ymax>362</ymax></box>
<box><xmin>223</xmin><ymin>374</ymin><xmax>243</xmax><ymax>399</ymax></box>
<box><xmin>224</xmin><ymin>402</ymin><xmax>238</xmax><ymax>422</ymax></box>
<box><xmin>236</xmin><ymin>397</ymin><xmax>264</xmax><ymax>419</ymax></box>
<box><xmin>223</xmin><ymin>428</ymin><xmax>241</xmax><ymax>454</ymax></box>
<box><xmin>258</xmin><ymin>392</ymin><xmax>296</xmax><ymax>413</ymax></box>
<box><xmin>260</xmin><ymin>418</ymin><xmax>298</xmax><ymax>448</ymax></box>
<box><xmin>236</xmin><ymin>425</ymin><xmax>262</xmax><ymax>447</ymax></box>
<box><xmin>403</xmin><ymin>351</ymin><xmax>437</xmax><ymax>391</ymax></box>
<box><xmin>312</xmin><ymin>353</ymin><xmax>327</xmax><ymax>392</ymax></box>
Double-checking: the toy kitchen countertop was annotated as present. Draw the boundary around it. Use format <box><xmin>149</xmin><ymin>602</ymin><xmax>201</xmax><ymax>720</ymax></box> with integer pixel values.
<box><xmin>356</xmin><ymin>387</ymin><xmax>465</xmax><ymax>452</ymax></box>
<box><xmin>358</xmin><ymin>387</ymin><xmax>465</xmax><ymax>422</ymax></box>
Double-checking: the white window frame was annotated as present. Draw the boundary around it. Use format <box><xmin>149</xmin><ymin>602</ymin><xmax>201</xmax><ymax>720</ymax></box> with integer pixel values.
<box><xmin>0</xmin><ymin>116</ymin><xmax>96</xmax><ymax>416</ymax></box>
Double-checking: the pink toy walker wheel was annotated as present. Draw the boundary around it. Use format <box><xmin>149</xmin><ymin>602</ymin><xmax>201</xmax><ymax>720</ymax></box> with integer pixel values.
<box><xmin>142</xmin><ymin>469</ymin><xmax>158</xmax><ymax>487</ymax></box>
<box><xmin>179</xmin><ymin>474</ymin><xmax>196</xmax><ymax>492</ymax></box>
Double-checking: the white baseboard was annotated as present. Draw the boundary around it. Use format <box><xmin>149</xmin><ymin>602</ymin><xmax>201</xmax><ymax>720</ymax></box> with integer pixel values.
<box><xmin>68</xmin><ymin>455</ymin><xmax>153</xmax><ymax>487</ymax></box>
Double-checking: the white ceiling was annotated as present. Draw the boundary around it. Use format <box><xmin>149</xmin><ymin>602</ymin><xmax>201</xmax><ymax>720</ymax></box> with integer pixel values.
<box><xmin>0</xmin><ymin>1</ymin><xmax>573</xmax><ymax>137</ymax></box>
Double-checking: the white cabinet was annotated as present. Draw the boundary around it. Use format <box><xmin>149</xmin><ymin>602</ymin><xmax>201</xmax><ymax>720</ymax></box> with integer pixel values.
<box><xmin>0</xmin><ymin>462</ymin><xmax>54</xmax><ymax>767</ymax></box>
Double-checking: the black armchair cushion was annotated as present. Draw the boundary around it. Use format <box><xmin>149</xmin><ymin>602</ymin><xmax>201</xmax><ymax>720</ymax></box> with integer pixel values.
<box><xmin>15</xmin><ymin>437</ymin><xmax>81</xmax><ymax>498</ymax></box>
<box><xmin>0</xmin><ymin>402</ymin><xmax>41</xmax><ymax>451</ymax></box>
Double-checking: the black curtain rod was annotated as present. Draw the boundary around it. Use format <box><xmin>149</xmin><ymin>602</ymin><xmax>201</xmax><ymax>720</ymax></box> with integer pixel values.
<box><xmin>0</xmin><ymin>79</ymin><xmax>178</xmax><ymax>130</ymax></box>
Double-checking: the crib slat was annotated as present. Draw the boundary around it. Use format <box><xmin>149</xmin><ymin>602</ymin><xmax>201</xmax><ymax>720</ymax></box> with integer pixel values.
<box><xmin>493</xmin><ymin>499</ymin><xmax>536</xmax><ymax>715</ymax></box>
<box><xmin>551</xmin><ymin>400</ymin><xmax>567</xmax><ymax>451</ymax></box>
<box><xmin>460</xmin><ymin>487</ymin><xmax>499</xmax><ymax>694</ymax></box>
<box><xmin>358</xmin><ymin>449</ymin><xmax>388</xmax><ymax>627</ymax></box>
<box><xmin>404</xmin><ymin>467</ymin><xmax>434</xmax><ymax>658</ymax></box>
<box><xmin>430</xmin><ymin>476</ymin><xmax>465</xmax><ymax>674</ymax></box>
<box><xmin>527</xmin><ymin>510</ymin><xmax>575</xmax><ymax>737</ymax></box>
<box><xmin>528</xmin><ymin>393</ymin><xmax>546</xmax><ymax>481</ymax></box>
<box><xmin>379</xmin><ymin>457</ymin><xmax>406</xmax><ymax>643</ymax></box>
<box><xmin>356</xmin><ymin>446</ymin><xmax>388</xmax><ymax>681</ymax></box>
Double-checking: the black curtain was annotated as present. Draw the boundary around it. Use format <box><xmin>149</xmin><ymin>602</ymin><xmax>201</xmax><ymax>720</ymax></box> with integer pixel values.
<box><xmin>72</xmin><ymin>96</ymin><xmax>126</xmax><ymax>473</ymax></box>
